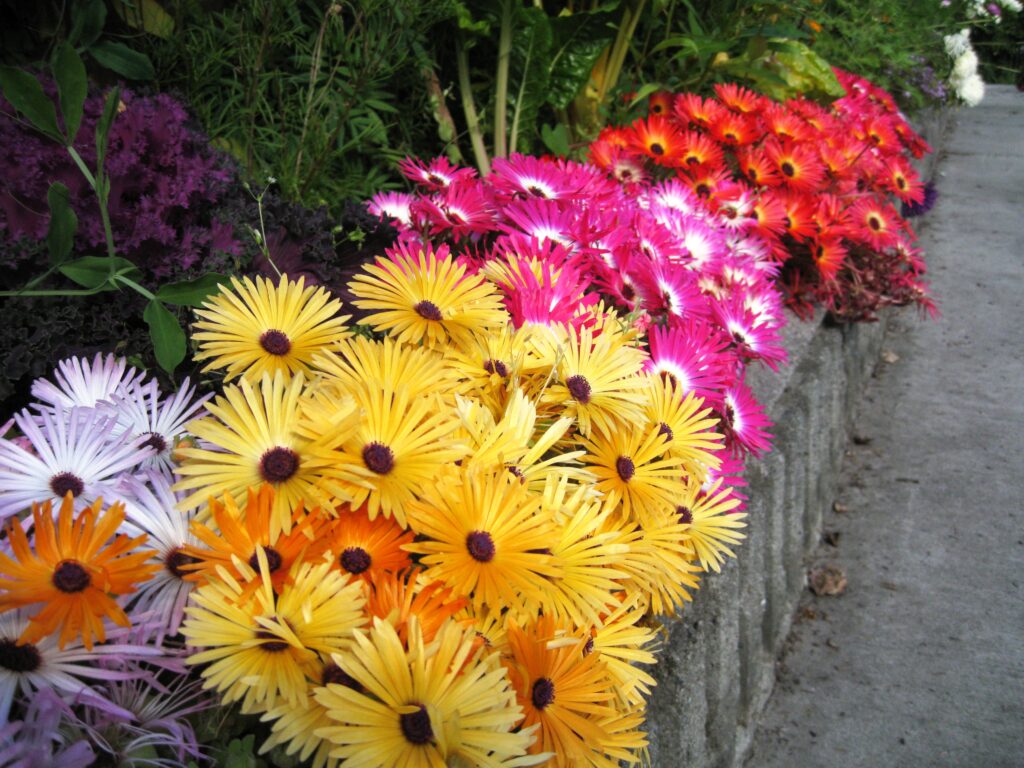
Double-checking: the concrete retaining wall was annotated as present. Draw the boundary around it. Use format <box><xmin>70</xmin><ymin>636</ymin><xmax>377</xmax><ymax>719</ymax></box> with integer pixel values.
<box><xmin>643</xmin><ymin>108</ymin><xmax>955</xmax><ymax>768</ymax></box>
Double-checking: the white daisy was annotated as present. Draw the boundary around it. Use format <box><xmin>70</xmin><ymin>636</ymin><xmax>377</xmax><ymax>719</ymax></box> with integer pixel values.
<box><xmin>116</xmin><ymin>473</ymin><xmax>199</xmax><ymax>642</ymax></box>
<box><xmin>106</xmin><ymin>379</ymin><xmax>212</xmax><ymax>477</ymax></box>
<box><xmin>0</xmin><ymin>409</ymin><xmax>152</xmax><ymax>521</ymax></box>
<box><xmin>30</xmin><ymin>354</ymin><xmax>147</xmax><ymax>413</ymax></box>
<box><xmin>0</xmin><ymin>609</ymin><xmax>164</xmax><ymax>723</ymax></box>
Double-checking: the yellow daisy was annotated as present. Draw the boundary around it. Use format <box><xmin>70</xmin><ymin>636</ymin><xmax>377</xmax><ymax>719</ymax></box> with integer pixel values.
<box><xmin>310</xmin><ymin>335</ymin><xmax>459</xmax><ymax>404</ymax></box>
<box><xmin>539</xmin><ymin>474</ymin><xmax>631</xmax><ymax>627</ymax></box>
<box><xmin>193</xmin><ymin>274</ymin><xmax>350</xmax><ymax>382</ymax></box>
<box><xmin>314</xmin><ymin>616</ymin><xmax>541</xmax><ymax>767</ymax></box>
<box><xmin>677</xmin><ymin>476</ymin><xmax>746</xmax><ymax>573</ymax></box>
<box><xmin>404</xmin><ymin>467</ymin><xmax>561</xmax><ymax>618</ymax></box>
<box><xmin>643</xmin><ymin>375</ymin><xmax>724</xmax><ymax>480</ymax></box>
<box><xmin>612</xmin><ymin>512</ymin><xmax>702</xmax><ymax>616</ymax></box>
<box><xmin>347</xmin><ymin>242</ymin><xmax>508</xmax><ymax>350</ymax></box>
<box><xmin>260</xmin><ymin>681</ymin><xmax>342</xmax><ymax>768</ymax></box>
<box><xmin>174</xmin><ymin>372</ymin><xmax>366</xmax><ymax>536</ymax></box>
<box><xmin>583</xmin><ymin>597</ymin><xmax>658</xmax><ymax>708</ymax></box>
<box><xmin>579</xmin><ymin>424</ymin><xmax>686</xmax><ymax>524</ymax></box>
<box><xmin>182</xmin><ymin>553</ymin><xmax>366</xmax><ymax>714</ymax></box>
<box><xmin>319</xmin><ymin>382</ymin><xmax>465</xmax><ymax>528</ymax></box>
<box><xmin>542</xmin><ymin>322</ymin><xmax>648</xmax><ymax>438</ymax></box>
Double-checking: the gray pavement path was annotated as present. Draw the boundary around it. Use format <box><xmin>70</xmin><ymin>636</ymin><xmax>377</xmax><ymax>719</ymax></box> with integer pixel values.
<box><xmin>747</xmin><ymin>86</ymin><xmax>1024</xmax><ymax>768</ymax></box>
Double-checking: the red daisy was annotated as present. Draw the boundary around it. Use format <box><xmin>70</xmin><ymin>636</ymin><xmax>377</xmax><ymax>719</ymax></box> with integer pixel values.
<box><xmin>763</xmin><ymin>138</ymin><xmax>826</xmax><ymax>192</ymax></box>
<box><xmin>674</xmin><ymin>92</ymin><xmax>724</xmax><ymax>130</ymax></box>
<box><xmin>648</xmin><ymin>90</ymin><xmax>674</xmax><ymax>117</ymax></box>
<box><xmin>628</xmin><ymin>114</ymin><xmax>686</xmax><ymax>166</ymax></box>
<box><xmin>736</xmin><ymin>145</ymin><xmax>782</xmax><ymax>188</ymax></box>
<box><xmin>846</xmin><ymin>197</ymin><xmax>902</xmax><ymax>251</ymax></box>
<box><xmin>809</xmin><ymin>235</ymin><xmax>848</xmax><ymax>281</ymax></box>
<box><xmin>713</xmin><ymin>83</ymin><xmax>766</xmax><ymax>114</ymax></box>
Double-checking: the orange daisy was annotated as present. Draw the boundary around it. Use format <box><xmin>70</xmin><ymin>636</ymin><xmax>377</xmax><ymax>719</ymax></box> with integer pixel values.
<box><xmin>184</xmin><ymin>485</ymin><xmax>328</xmax><ymax>592</ymax></box>
<box><xmin>314</xmin><ymin>505</ymin><xmax>414</xmax><ymax>584</ymax></box>
<box><xmin>0</xmin><ymin>494</ymin><xmax>157</xmax><ymax>649</ymax></box>
<box><xmin>364</xmin><ymin>570</ymin><xmax>470</xmax><ymax>645</ymax></box>
<box><xmin>627</xmin><ymin>115</ymin><xmax>684</xmax><ymax>166</ymax></box>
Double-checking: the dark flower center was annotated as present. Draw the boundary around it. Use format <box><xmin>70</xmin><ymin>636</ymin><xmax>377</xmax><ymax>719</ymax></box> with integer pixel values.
<box><xmin>896</xmin><ymin>176</ymin><xmax>907</xmax><ymax>190</ymax></box>
<box><xmin>400</xmin><ymin>704</ymin><xmax>434</xmax><ymax>745</ymax></box>
<box><xmin>322</xmin><ymin>662</ymin><xmax>362</xmax><ymax>690</ymax></box>
<box><xmin>615</xmin><ymin>456</ymin><xmax>636</xmax><ymax>482</ymax></box>
<box><xmin>677</xmin><ymin>505</ymin><xmax>694</xmax><ymax>524</ymax></box>
<box><xmin>685</xmin><ymin>155</ymin><xmax>700</xmax><ymax>166</ymax></box>
<box><xmin>362</xmin><ymin>442</ymin><xmax>395</xmax><ymax>475</ymax></box>
<box><xmin>868</xmin><ymin>215</ymin><xmax>882</xmax><ymax>231</ymax></box>
<box><xmin>52</xmin><ymin>560</ymin><xmax>91</xmax><ymax>593</ymax></box>
<box><xmin>622</xmin><ymin>284</ymin><xmax>636</xmax><ymax>301</ymax></box>
<box><xmin>483</xmin><ymin>359</ymin><xmax>509</xmax><ymax>377</ymax></box>
<box><xmin>141</xmin><ymin>432</ymin><xmax>168</xmax><ymax>453</ymax></box>
<box><xmin>658</xmin><ymin>422</ymin><xmax>674</xmax><ymax>442</ymax></box>
<box><xmin>0</xmin><ymin>638</ymin><xmax>41</xmax><ymax>673</ymax></box>
<box><xmin>696</xmin><ymin>183</ymin><xmax>711</xmax><ymax>196</ymax></box>
<box><xmin>50</xmin><ymin>472</ymin><xmax>84</xmax><ymax>499</ymax></box>
<box><xmin>507</xmin><ymin>465</ymin><xmax>525</xmax><ymax>482</ymax></box>
<box><xmin>724</xmin><ymin>131</ymin><xmax>737</xmax><ymax>142</ymax></box>
<box><xmin>527</xmin><ymin>185</ymin><xmax>548</xmax><ymax>198</ymax></box>
<box><xmin>531</xmin><ymin>677</ymin><xmax>555</xmax><ymax>709</ymax></box>
<box><xmin>649</xmin><ymin>142</ymin><xmax>665</xmax><ymax>156</ymax></box>
<box><xmin>259</xmin><ymin>447</ymin><xmax>299</xmax><ymax>483</ymax></box>
<box><xmin>427</xmin><ymin>174</ymin><xmax>443</xmax><ymax>186</ymax></box>
<box><xmin>165</xmin><ymin>548</ymin><xmax>201</xmax><ymax>579</ymax></box>
<box><xmin>566</xmin><ymin>375</ymin><xmax>592</xmax><ymax>404</ymax></box>
<box><xmin>259</xmin><ymin>329</ymin><xmax>292</xmax><ymax>356</ymax></box>
<box><xmin>781</xmin><ymin>162</ymin><xmax>796</xmax><ymax>177</ymax></box>
<box><xmin>340</xmin><ymin>546</ymin><xmax>372</xmax><ymax>575</ymax></box>
<box><xmin>583</xmin><ymin>637</ymin><xmax>595</xmax><ymax>656</ymax></box>
<box><xmin>249</xmin><ymin>545</ymin><xmax>283</xmax><ymax>573</ymax></box>
<box><xmin>255</xmin><ymin>628</ymin><xmax>289</xmax><ymax>653</ymax></box>
<box><xmin>414</xmin><ymin>300</ymin><xmax>443</xmax><ymax>321</ymax></box>
<box><xmin>466</xmin><ymin>531</ymin><xmax>495</xmax><ymax>563</ymax></box>
<box><xmin>748</xmin><ymin>167</ymin><xmax>759</xmax><ymax>181</ymax></box>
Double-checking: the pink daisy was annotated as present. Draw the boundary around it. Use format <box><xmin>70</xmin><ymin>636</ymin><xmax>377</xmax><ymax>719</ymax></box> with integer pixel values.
<box><xmin>645</xmin><ymin>321</ymin><xmax>731</xmax><ymax>405</ymax></box>
<box><xmin>719</xmin><ymin>379</ymin><xmax>773</xmax><ymax>457</ymax></box>
<box><xmin>397</xmin><ymin>156</ymin><xmax>476</xmax><ymax>190</ymax></box>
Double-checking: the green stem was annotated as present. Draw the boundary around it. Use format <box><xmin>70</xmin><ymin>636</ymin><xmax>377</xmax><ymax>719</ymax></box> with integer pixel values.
<box><xmin>494</xmin><ymin>0</ymin><xmax>513</xmax><ymax>159</ymax></box>
<box><xmin>599</xmin><ymin>0</ymin><xmax>647</xmax><ymax>107</ymax></box>
<box><xmin>65</xmin><ymin>146</ymin><xmax>96</xmax><ymax>188</ymax></box>
<box><xmin>510</xmin><ymin>25</ymin><xmax>537</xmax><ymax>154</ymax></box>
<box><xmin>113</xmin><ymin>274</ymin><xmax>156</xmax><ymax>300</ymax></box>
<box><xmin>0</xmin><ymin>286</ymin><xmax>108</xmax><ymax>298</ymax></box>
<box><xmin>456</xmin><ymin>33</ymin><xmax>491</xmax><ymax>176</ymax></box>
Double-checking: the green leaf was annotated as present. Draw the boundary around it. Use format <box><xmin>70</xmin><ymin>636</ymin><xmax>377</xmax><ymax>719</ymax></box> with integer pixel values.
<box><xmin>508</xmin><ymin>5</ymin><xmax>553</xmax><ymax>153</ymax></box>
<box><xmin>628</xmin><ymin>82</ymin><xmax>667</xmax><ymax>108</ymax></box>
<box><xmin>96</xmin><ymin>86</ymin><xmax>121</xmax><ymax>173</ymax></box>
<box><xmin>52</xmin><ymin>42</ymin><xmax>87</xmax><ymax>143</ymax></box>
<box><xmin>547</xmin><ymin>9</ymin><xmax>618</xmax><ymax>110</ymax></box>
<box><xmin>540</xmin><ymin>123</ymin><xmax>570</xmax><ymax>157</ymax></box>
<box><xmin>155</xmin><ymin>273</ymin><xmax>228</xmax><ymax>307</ymax></box>
<box><xmin>89</xmin><ymin>41</ymin><xmax>155</xmax><ymax>80</ymax></box>
<box><xmin>451</xmin><ymin>1</ymin><xmax>491</xmax><ymax>35</ymax></box>
<box><xmin>144</xmin><ymin>300</ymin><xmax>185</xmax><ymax>374</ymax></box>
<box><xmin>0</xmin><ymin>66</ymin><xmax>62</xmax><ymax>141</ymax></box>
<box><xmin>45</xmin><ymin>183</ymin><xmax>77</xmax><ymax>265</ymax></box>
<box><xmin>68</xmin><ymin>0</ymin><xmax>107</xmax><ymax>48</ymax></box>
<box><xmin>60</xmin><ymin>256</ymin><xmax>139</xmax><ymax>289</ymax></box>
<box><xmin>111</xmin><ymin>0</ymin><xmax>175</xmax><ymax>39</ymax></box>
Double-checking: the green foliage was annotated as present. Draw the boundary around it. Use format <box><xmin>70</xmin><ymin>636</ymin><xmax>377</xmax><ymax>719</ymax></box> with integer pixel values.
<box><xmin>146</xmin><ymin>1</ymin><xmax>458</xmax><ymax>208</ymax></box>
<box><xmin>0</xmin><ymin>0</ymin><xmax>159</xmax><ymax>81</ymax></box>
<box><xmin>45</xmin><ymin>183</ymin><xmax>77</xmax><ymax>264</ymax></box>
<box><xmin>972</xmin><ymin>10</ymin><xmax>1024</xmax><ymax>85</ymax></box>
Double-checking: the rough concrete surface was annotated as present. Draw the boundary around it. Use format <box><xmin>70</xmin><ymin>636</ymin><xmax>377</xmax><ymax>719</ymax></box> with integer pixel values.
<box><xmin>747</xmin><ymin>86</ymin><xmax>1024</xmax><ymax>767</ymax></box>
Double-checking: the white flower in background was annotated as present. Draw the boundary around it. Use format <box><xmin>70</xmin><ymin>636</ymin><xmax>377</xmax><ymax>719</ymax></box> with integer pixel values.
<box><xmin>953</xmin><ymin>49</ymin><xmax>980</xmax><ymax>80</ymax></box>
<box><xmin>944</xmin><ymin>29</ymin><xmax>971</xmax><ymax>58</ymax></box>
<box><xmin>956</xmin><ymin>73</ymin><xmax>986</xmax><ymax>106</ymax></box>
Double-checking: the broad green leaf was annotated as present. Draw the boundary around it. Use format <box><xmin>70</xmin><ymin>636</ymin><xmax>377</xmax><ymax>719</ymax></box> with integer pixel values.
<box><xmin>451</xmin><ymin>1</ymin><xmax>491</xmax><ymax>35</ymax></box>
<box><xmin>547</xmin><ymin>9</ymin><xmax>618</xmax><ymax>110</ymax></box>
<box><xmin>0</xmin><ymin>66</ymin><xmax>62</xmax><ymax>141</ymax></box>
<box><xmin>540</xmin><ymin>123</ymin><xmax>570</xmax><ymax>157</ymax></box>
<box><xmin>155</xmin><ymin>273</ymin><xmax>228</xmax><ymax>307</ymax></box>
<box><xmin>96</xmin><ymin>86</ymin><xmax>121</xmax><ymax>173</ymax></box>
<box><xmin>629</xmin><ymin>82</ymin><xmax>668</xmax><ymax>108</ymax></box>
<box><xmin>144</xmin><ymin>300</ymin><xmax>185</xmax><ymax>374</ymax></box>
<box><xmin>52</xmin><ymin>42</ymin><xmax>87</xmax><ymax>143</ymax></box>
<box><xmin>60</xmin><ymin>256</ymin><xmax>139</xmax><ymax>289</ymax></box>
<box><xmin>89</xmin><ymin>41</ymin><xmax>155</xmax><ymax>80</ymax></box>
<box><xmin>68</xmin><ymin>0</ymin><xmax>107</xmax><ymax>48</ymax></box>
<box><xmin>111</xmin><ymin>0</ymin><xmax>175</xmax><ymax>39</ymax></box>
<box><xmin>45</xmin><ymin>183</ymin><xmax>77</xmax><ymax>265</ymax></box>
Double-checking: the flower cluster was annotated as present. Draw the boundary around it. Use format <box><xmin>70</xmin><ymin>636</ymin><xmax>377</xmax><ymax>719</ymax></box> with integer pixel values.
<box><xmin>372</xmin><ymin>152</ymin><xmax>783</xmax><ymax>466</ymax></box>
<box><xmin>944</xmin><ymin>29</ymin><xmax>987</xmax><ymax>106</ymax></box>
<box><xmin>964</xmin><ymin>0</ymin><xmax>1022</xmax><ymax>22</ymax></box>
<box><xmin>170</xmin><ymin>264</ymin><xmax>753</xmax><ymax>766</ymax></box>
<box><xmin>0</xmin><ymin>83</ymin><xmax>238</xmax><ymax>279</ymax></box>
<box><xmin>0</xmin><ymin>355</ymin><xmax>215</xmax><ymax>760</ymax></box>
<box><xmin>587</xmin><ymin>74</ymin><xmax>936</xmax><ymax>321</ymax></box>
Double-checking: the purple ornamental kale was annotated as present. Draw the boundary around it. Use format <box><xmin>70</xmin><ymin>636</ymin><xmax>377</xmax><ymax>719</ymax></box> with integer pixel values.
<box><xmin>0</xmin><ymin>80</ymin><xmax>240</xmax><ymax>279</ymax></box>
